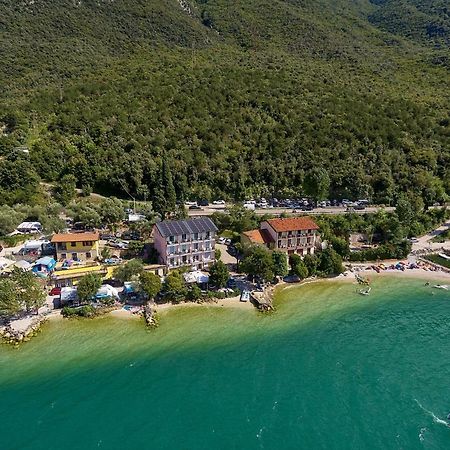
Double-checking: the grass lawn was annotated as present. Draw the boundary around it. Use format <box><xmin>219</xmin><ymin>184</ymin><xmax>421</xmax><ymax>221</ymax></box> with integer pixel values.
<box><xmin>424</xmin><ymin>254</ymin><xmax>450</xmax><ymax>270</ymax></box>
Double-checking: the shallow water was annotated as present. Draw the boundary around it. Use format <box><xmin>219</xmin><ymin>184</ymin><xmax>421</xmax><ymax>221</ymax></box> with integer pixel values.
<box><xmin>1</xmin><ymin>277</ymin><xmax>450</xmax><ymax>449</ymax></box>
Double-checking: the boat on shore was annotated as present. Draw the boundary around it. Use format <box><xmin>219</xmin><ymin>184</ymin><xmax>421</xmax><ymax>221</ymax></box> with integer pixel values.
<box><xmin>433</xmin><ymin>285</ymin><xmax>448</xmax><ymax>290</ymax></box>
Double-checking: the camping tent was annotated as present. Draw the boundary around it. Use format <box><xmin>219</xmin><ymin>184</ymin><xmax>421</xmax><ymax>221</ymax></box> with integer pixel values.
<box><xmin>184</xmin><ymin>270</ymin><xmax>209</xmax><ymax>284</ymax></box>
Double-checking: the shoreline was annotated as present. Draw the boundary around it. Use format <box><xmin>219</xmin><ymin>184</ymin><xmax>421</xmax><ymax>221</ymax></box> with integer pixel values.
<box><xmin>16</xmin><ymin>269</ymin><xmax>450</xmax><ymax>329</ymax></box>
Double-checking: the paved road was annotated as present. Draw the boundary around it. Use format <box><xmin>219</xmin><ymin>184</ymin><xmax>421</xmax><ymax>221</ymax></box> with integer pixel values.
<box><xmin>188</xmin><ymin>205</ymin><xmax>396</xmax><ymax>217</ymax></box>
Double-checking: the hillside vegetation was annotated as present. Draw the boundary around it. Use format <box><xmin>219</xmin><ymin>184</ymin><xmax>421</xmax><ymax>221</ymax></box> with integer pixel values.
<box><xmin>1</xmin><ymin>0</ymin><xmax>449</xmax><ymax>207</ymax></box>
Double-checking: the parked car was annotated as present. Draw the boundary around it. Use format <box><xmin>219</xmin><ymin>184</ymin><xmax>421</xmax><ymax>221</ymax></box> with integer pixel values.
<box><xmin>109</xmin><ymin>240</ymin><xmax>128</xmax><ymax>249</ymax></box>
<box><xmin>218</xmin><ymin>237</ymin><xmax>226</xmax><ymax>244</ymax></box>
<box><xmin>185</xmin><ymin>201</ymin><xmax>197</xmax><ymax>206</ymax></box>
<box><xmin>197</xmin><ymin>199</ymin><xmax>209</xmax><ymax>207</ymax></box>
<box><xmin>100</xmin><ymin>233</ymin><xmax>115</xmax><ymax>240</ymax></box>
<box><xmin>104</xmin><ymin>257</ymin><xmax>123</xmax><ymax>265</ymax></box>
<box><xmin>189</xmin><ymin>205</ymin><xmax>203</xmax><ymax>210</ymax></box>
<box><xmin>212</xmin><ymin>200</ymin><xmax>226</xmax><ymax>205</ymax></box>
<box><xmin>49</xmin><ymin>287</ymin><xmax>61</xmax><ymax>296</ymax></box>
<box><xmin>353</xmin><ymin>204</ymin><xmax>366</xmax><ymax>210</ymax></box>
<box><xmin>121</xmin><ymin>231</ymin><xmax>141</xmax><ymax>241</ymax></box>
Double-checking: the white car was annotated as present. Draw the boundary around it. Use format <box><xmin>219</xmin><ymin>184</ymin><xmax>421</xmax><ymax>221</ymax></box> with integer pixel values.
<box><xmin>185</xmin><ymin>201</ymin><xmax>197</xmax><ymax>206</ymax></box>
<box><xmin>212</xmin><ymin>200</ymin><xmax>226</xmax><ymax>205</ymax></box>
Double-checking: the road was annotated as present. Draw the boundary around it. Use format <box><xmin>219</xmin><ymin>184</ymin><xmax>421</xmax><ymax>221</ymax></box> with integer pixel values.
<box><xmin>188</xmin><ymin>205</ymin><xmax>396</xmax><ymax>217</ymax></box>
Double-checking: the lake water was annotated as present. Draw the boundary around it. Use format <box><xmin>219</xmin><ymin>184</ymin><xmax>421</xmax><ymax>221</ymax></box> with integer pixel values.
<box><xmin>1</xmin><ymin>277</ymin><xmax>449</xmax><ymax>449</ymax></box>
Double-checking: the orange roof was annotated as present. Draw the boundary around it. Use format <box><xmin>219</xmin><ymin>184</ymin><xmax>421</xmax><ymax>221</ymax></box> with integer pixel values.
<box><xmin>266</xmin><ymin>217</ymin><xmax>319</xmax><ymax>232</ymax></box>
<box><xmin>243</xmin><ymin>229</ymin><xmax>274</xmax><ymax>244</ymax></box>
<box><xmin>51</xmin><ymin>232</ymin><xmax>99</xmax><ymax>243</ymax></box>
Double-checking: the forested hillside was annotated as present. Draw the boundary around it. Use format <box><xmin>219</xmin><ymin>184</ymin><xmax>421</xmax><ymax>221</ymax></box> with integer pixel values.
<box><xmin>1</xmin><ymin>0</ymin><xmax>449</xmax><ymax>207</ymax></box>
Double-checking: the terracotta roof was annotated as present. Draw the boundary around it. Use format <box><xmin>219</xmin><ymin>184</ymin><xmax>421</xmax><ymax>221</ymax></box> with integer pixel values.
<box><xmin>266</xmin><ymin>217</ymin><xmax>319</xmax><ymax>232</ymax></box>
<box><xmin>243</xmin><ymin>229</ymin><xmax>274</xmax><ymax>244</ymax></box>
<box><xmin>51</xmin><ymin>232</ymin><xmax>99</xmax><ymax>243</ymax></box>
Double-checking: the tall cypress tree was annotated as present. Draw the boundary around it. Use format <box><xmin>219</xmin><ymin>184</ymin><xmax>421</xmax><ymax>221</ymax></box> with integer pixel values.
<box><xmin>153</xmin><ymin>155</ymin><xmax>176</xmax><ymax>219</ymax></box>
<box><xmin>162</xmin><ymin>156</ymin><xmax>176</xmax><ymax>215</ymax></box>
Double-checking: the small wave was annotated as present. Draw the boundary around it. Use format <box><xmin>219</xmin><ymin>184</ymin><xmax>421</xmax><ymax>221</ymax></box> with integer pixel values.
<box><xmin>414</xmin><ymin>399</ymin><xmax>450</xmax><ymax>427</ymax></box>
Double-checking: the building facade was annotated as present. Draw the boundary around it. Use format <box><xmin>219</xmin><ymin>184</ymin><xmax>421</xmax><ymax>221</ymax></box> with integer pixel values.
<box><xmin>242</xmin><ymin>217</ymin><xmax>319</xmax><ymax>256</ymax></box>
<box><xmin>153</xmin><ymin>218</ymin><xmax>218</xmax><ymax>270</ymax></box>
<box><xmin>51</xmin><ymin>232</ymin><xmax>100</xmax><ymax>262</ymax></box>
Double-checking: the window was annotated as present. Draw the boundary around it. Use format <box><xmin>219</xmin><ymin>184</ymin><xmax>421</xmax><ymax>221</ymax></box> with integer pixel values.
<box><xmin>169</xmin><ymin>236</ymin><xmax>175</xmax><ymax>243</ymax></box>
<box><xmin>86</xmin><ymin>252</ymin><xmax>92</xmax><ymax>258</ymax></box>
<box><xmin>194</xmin><ymin>233</ymin><xmax>199</xmax><ymax>240</ymax></box>
<box><xmin>278</xmin><ymin>240</ymin><xmax>282</xmax><ymax>248</ymax></box>
<box><xmin>70</xmin><ymin>242</ymin><xmax>76</xmax><ymax>247</ymax></box>
<box><xmin>59</xmin><ymin>243</ymin><xmax>67</xmax><ymax>250</ymax></box>
<box><xmin>61</xmin><ymin>253</ymin><xmax>66</xmax><ymax>259</ymax></box>
<box><xmin>72</xmin><ymin>253</ymin><xmax>78</xmax><ymax>260</ymax></box>
<box><xmin>194</xmin><ymin>243</ymin><xmax>199</xmax><ymax>251</ymax></box>
<box><xmin>182</xmin><ymin>234</ymin><xmax>187</xmax><ymax>241</ymax></box>
<box><xmin>206</xmin><ymin>232</ymin><xmax>210</xmax><ymax>239</ymax></box>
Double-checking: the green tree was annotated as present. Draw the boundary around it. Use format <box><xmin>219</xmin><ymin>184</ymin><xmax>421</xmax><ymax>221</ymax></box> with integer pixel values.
<box><xmin>77</xmin><ymin>273</ymin><xmax>102</xmax><ymax>304</ymax></box>
<box><xmin>241</xmin><ymin>245</ymin><xmax>274</xmax><ymax>282</ymax></box>
<box><xmin>139</xmin><ymin>271</ymin><xmax>162</xmax><ymax>300</ymax></box>
<box><xmin>272</xmin><ymin>251</ymin><xmax>288</xmax><ymax>277</ymax></box>
<box><xmin>303</xmin><ymin>253</ymin><xmax>319</xmax><ymax>276</ymax></box>
<box><xmin>153</xmin><ymin>156</ymin><xmax>176</xmax><ymax>219</ymax></box>
<box><xmin>125</xmin><ymin>241</ymin><xmax>144</xmax><ymax>258</ymax></box>
<box><xmin>330</xmin><ymin>236</ymin><xmax>350</xmax><ymax>259</ymax></box>
<box><xmin>209</xmin><ymin>260</ymin><xmax>229</xmax><ymax>288</ymax></box>
<box><xmin>0</xmin><ymin>279</ymin><xmax>21</xmax><ymax>319</ymax></box>
<box><xmin>162</xmin><ymin>271</ymin><xmax>186</xmax><ymax>303</ymax></box>
<box><xmin>54</xmin><ymin>174</ymin><xmax>77</xmax><ymax>205</ymax></box>
<box><xmin>99</xmin><ymin>197</ymin><xmax>125</xmax><ymax>225</ymax></box>
<box><xmin>11</xmin><ymin>268</ymin><xmax>46</xmax><ymax>313</ymax></box>
<box><xmin>0</xmin><ymin>206</ymin><xmax>25</xmax><ymax>235</ymax></box>
<box><xmin>292</xmin><ymin>260</ymin><xmax>309</xmax><ymax>279</ymax></box>
<box><xmin>186</xmin><ymin>284</ymin><xmax>202</xmax><ymax>301</ymax></box>
<box><xmin>303</xmin><ymin>168</ymin><xmax>330</xmax><ymax>202</ymax></box>
<box><xmin>113</xmin><ymin>259</ymin><xmax>144</xmax><ymax>283</ymax></box>
<box><xmin>318</xmin><ymin>248</ymin><xmax>344</xmax><ymax>275</ymax></box>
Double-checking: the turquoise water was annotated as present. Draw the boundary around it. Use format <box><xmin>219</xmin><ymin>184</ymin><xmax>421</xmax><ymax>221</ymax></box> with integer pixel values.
<box><xmin>1</xmin><ymin>277</ymin><xmax>450</xmax><ymax>449</ymax></box>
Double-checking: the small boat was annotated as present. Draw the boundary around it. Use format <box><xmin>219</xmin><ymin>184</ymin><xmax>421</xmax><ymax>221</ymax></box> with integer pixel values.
<box><xmin>240</xmin><ymin>290</ymin><xmax>250</xmax><ymax>302</ymax></box>
<box><xmin>433</xmin><ymin>285</ymin><xmax>448</xmax><ymax>290</ymax></box>
<box><xmin>359</xmin><ymin>287</ymin><xmax>371</xmax><ymax>296</ymax></box>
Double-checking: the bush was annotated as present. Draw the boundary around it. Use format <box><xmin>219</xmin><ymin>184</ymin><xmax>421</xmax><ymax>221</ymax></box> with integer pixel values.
<box><xmin>348</xmin><ymin>241</ymin><xmax>411</xmax><ymax>262</ymax></box>
<box><xmin>0</xmin><ymin>234</ymin><xmax>33</xmax><ymax>247</ymax></box>
<box><xmin>62</xmin><ymin>305</ymin><xmax>96</xmax><ymax>318</ymax></box>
